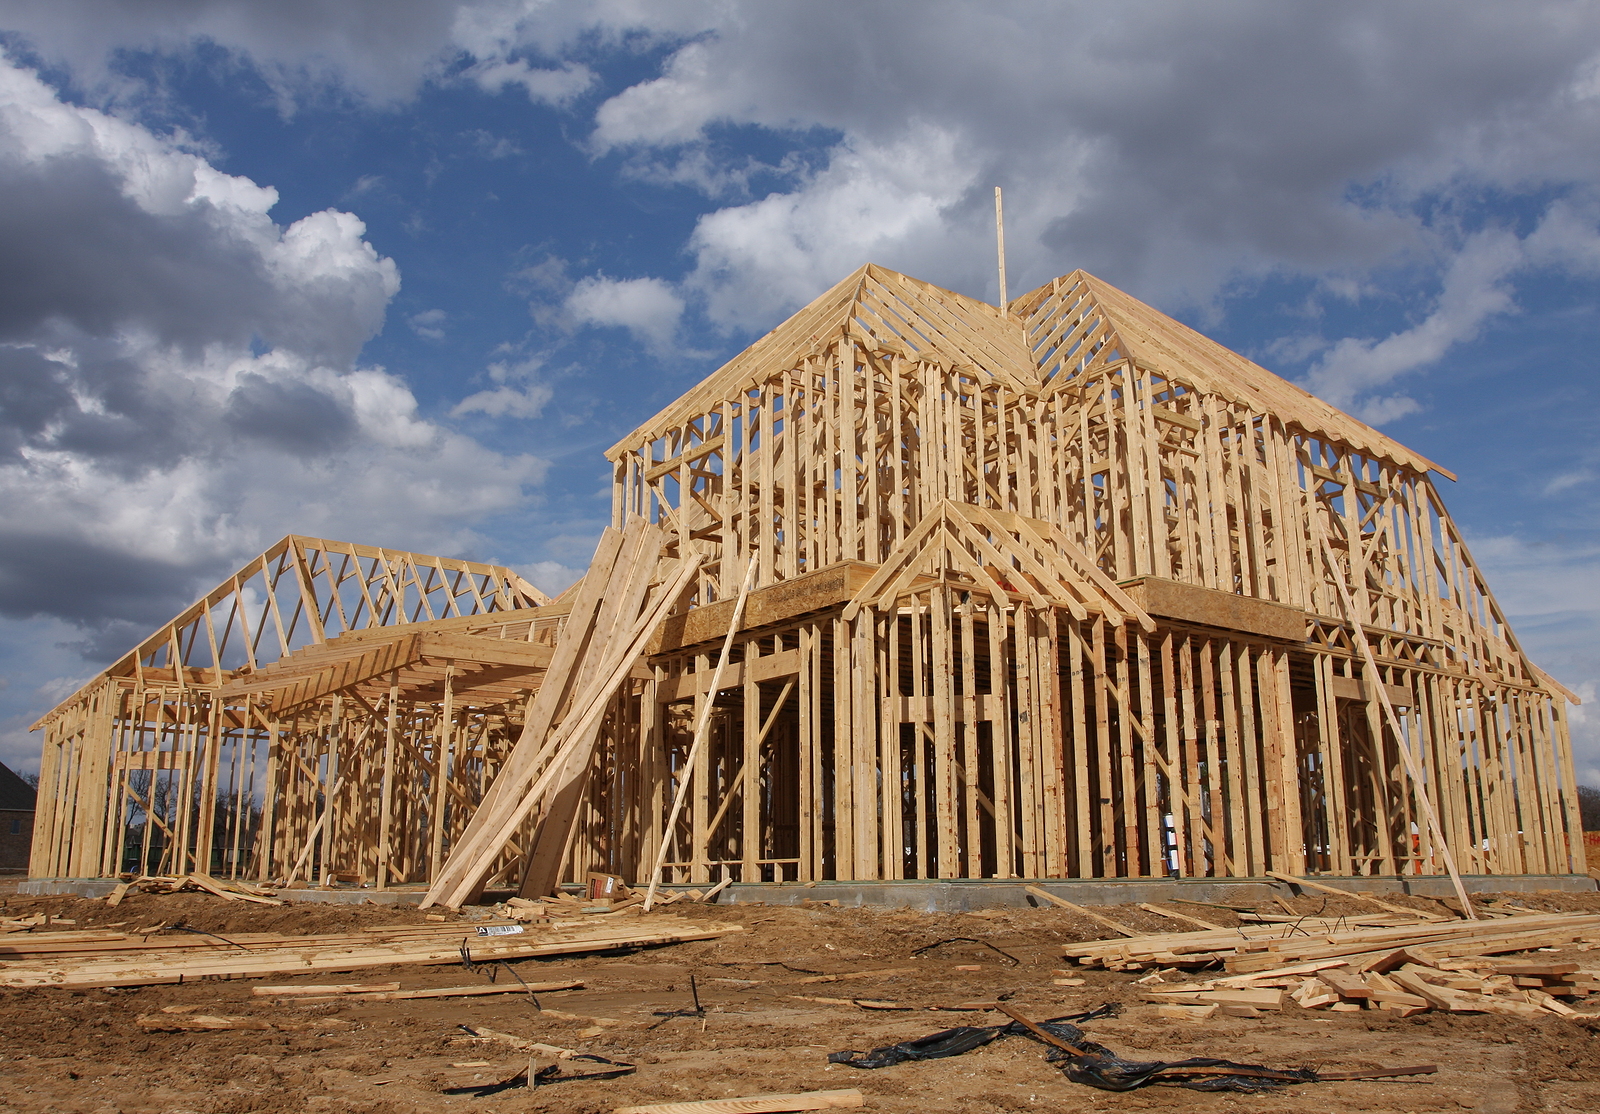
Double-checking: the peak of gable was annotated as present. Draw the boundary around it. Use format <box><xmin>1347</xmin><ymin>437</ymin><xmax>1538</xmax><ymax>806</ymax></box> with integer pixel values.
<box><xmin>1014</xmin><ymin>270</ymin><xmax>1447</xmax><ymax>477</ymax></box>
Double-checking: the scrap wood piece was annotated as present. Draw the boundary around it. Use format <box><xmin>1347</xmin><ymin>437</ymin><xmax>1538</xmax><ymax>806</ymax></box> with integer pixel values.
<box><xmin>446</xmin><ymin>1051</ymin><xmax>637</xmax><ymax>1096</ymax></box>
<box><xmin>909</xmin><ymin>937</ymin><xmax>1022</xmax><ymax>966</ymax></box>
<box><xmin>1314</xmin><ymin>969</ymin><xmax>1372</xmax><ymax>999</ymax></box>
<box><xmin>794</xmin><ymin>966</ymin><xmax>914</xmax><ymax>984</ymax></box>
<box><xmin>1264</xmin><ymin>871</ymin><xmax>1444</xmax><ymax>922</ymax></box>
<box><xmin>1140</xmin><ymin>987</ymin><xmax>1284</xmax><ymax>1010</ymax></box>
<box><xmin>1137</xmin><ymin>902</ymin><xmax>1226</xmax><ymax>931</ymax></box>
<box><xmin>1023</xmin><ymin>886</ymin><xmax>1138</xmax><ymax>937</ymax></box>
<box><xmin>1158</xmin><ymin>1004</ymin><xmax>1218</xmax><ymax>1021</ymax></box>
<box><xmin>267</xmin><ymin>979</ymin><xmax>584</xmax><ymax>1002</ymax></box>
<box><xmin>460</xmin><ymin>1024</ymin><xmax>578</xmax><ymax>1056</ymax></box>
<box><xmin>643</xmin><ymin>555</ymin><xmax>759</xmax><ymax>912</ymax></box>
<box><xmin>136</xmin><ymin>1013</ymin><xmax>272</xmax><ymax>1031</ymax></box>
<box><xmin>255</xmin><ymin>982</ymin><xmax>401</xmax><ymax>997</ymax></box>
<box><xmin>613</xmin><ymin>1089</ymin><xmax>864</xmax><ymax>1114</ymax></box>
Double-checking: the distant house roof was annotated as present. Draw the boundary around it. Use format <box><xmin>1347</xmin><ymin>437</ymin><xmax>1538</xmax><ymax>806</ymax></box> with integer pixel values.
<box><xmin>0</xmin><ymin>763</ymin><xmax>36</xmax><ymax>811</ymax></box>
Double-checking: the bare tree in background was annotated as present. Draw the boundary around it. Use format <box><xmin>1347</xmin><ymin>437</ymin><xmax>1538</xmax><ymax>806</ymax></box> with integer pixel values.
<box><xmin>1579</xmin><ymin>785</ymin><xmax>1600</xmax><ymax>832</ymax></box>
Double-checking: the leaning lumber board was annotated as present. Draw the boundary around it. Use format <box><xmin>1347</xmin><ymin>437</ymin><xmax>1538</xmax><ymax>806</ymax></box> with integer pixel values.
<box><xmin>614</xmin><ymin>1090</ymin><xmax>864</xmax><ymax>1114</ymax></box>
<box><xmin>1265</xmin><ymin>871</ymin><xmax>1447</xmax><ymax>921</ymax></box>
<box><xmin>1025</xmin><ymin>886</ymin><xmax>1138</xmax><ymax>936</ymax></box>
<box><xmin>1137</xmin><ymin>902</ymin><xmax>1226</xmax><ymax>930</ymax></box>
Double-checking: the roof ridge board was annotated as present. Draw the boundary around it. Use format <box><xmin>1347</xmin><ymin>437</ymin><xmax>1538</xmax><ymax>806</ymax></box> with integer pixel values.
<box><xmin>605</xmin><ymin>269</ymin><xmax>870</xmax><ymax>457</ymax></box>
<box><xmin>1077</xmin><ymin>272</ymin><xmax>1445</xmax><ymax>476</ymax></box>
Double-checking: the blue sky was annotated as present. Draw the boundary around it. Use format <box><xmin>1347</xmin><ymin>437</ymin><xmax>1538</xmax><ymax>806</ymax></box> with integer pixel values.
<box><xmin>0</xmin><ymin>2</ymin><xmax>1595</xmax><ymax>785</ymax></box>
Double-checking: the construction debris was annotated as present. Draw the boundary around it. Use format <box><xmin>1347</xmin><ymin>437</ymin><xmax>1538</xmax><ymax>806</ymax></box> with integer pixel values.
<box><xmin>0</xmin><ymin>915</ymin><xmax>741</xmax><ymax>989</ymax></box>
<box><xmin>1063</xmin><ymin>906</ymin><xmax>1600</xmax><ymax>1019</ymax></box>
<box><xmin>254</xmin><ymin>978</ymin><xmax>583</xmax><ymax>1003</ymax></box>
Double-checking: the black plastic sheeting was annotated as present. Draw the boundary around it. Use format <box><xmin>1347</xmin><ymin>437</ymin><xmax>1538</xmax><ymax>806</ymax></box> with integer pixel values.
<box><xmin>829</xmin><ymin>1005</ymin><xmax>1115</xmax><ymax>1071</ymax></box>
<box><xmin>830</xmin><ymin>1003</ymin><xmax>1322</xmax><ymax>1093</ymax></box>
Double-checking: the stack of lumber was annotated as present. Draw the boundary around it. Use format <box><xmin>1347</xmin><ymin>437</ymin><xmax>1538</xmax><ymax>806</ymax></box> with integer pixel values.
<box><xmin>499</xmin><ymin>891</ymin><xmax>646</xmax><ymax>921</ymax></box>
<box><xmin>0</xmin><ymin>915</ymin><xmax>741</xmax><ymax>990</ymax></box>
<box><xmin>1142</xmin><ymin>953</ymin><xmax>1600</xmax><ymax>1021</ymax></box>
<box><xmin>105</xmin><ymin>873</ymin><xmax>282</xmax><ymax>906</ymax></box>
<box><xmin>3</xmin><ymin>913</ymin><xmax>75</xmax><ymax>930</ymax></box>
<box><xmin>1063</xmin><ymin>906</ymin><xmax>1600</xmax><ymax>1021</ymax></box>
<box><xmin>1062</xmin><ymin>910</ymin><xmax>1600</xmax><ymax>973</ymax></box>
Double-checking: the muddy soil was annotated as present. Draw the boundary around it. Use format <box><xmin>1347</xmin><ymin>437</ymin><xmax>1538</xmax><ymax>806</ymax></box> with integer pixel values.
<box><xmin>2</xmin><ymin>884</ymin><xmax>1599</xmax><ymax>1114</ymax></box>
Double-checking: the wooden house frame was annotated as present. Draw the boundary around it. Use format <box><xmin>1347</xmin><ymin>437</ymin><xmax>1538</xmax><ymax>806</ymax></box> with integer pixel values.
<box><xmin>29</xmin><ymin>265</ymin><xmax>1587</xmax><ymax>896</ymax></box>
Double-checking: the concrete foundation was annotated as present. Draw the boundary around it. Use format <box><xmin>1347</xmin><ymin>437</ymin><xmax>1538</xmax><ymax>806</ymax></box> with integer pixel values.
<box><xmin>21</xmin><ymin>873</ymin><xmax>1595</xmax><ymax>910</ymax></box>
<box><xmin>712</xmin><ymin>874</ymin><xmax>1597</xmax><ymax>912</ymax></box>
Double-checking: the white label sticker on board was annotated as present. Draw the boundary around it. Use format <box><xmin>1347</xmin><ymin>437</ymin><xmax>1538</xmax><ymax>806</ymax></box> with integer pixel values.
<box><xmin>475</xmin><ymin>924</ymin><xmax>526</xmax><ymax>937</ymax></box>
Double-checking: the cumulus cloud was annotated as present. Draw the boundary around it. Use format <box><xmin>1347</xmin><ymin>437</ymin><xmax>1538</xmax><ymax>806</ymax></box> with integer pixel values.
<box><xmin>15</xmin><ymin>4</ymin><xmax>1600</xmax><ymax>329</ymax></box>
<box><xmin>1301</xmin><ymin>229</ymin><xmax>1524</xmax><ymax>422</ymax></box>
<box><xmin>564</xmin><ymin>275</ymin><xmax>685</xmax><ymax>351</ymax></box>
<box><xmin>453</xmin><ymin>356</ymin><xmax>554</xmax><ymax>419</ymax></box>
<box><xmin>570</xmin><ymin>3</ymin><xmax>1600</xmax><ymax>311</ymax></box>
<box><xmin>0</xmin><ymin>0</ymin><xmax>461</xmax><ymax>107</ymax></box>
<box><xmin>517</xmin><ymin>558</ymin><xmax>586</xmax><ymax>597</ymax></box>
<box><xmin>681</xmin><ymin>123</ymin><xmax>981</xmax><ymax>329</ymax></box>
<box><xmin>466</xmin><ymin>57</ymin><xmax>595</xmax><ymax>105</ymax></box>
<box><xmin>408</xmin><ymin>307</ymin><xmax>448</xmax><ymax>338</ymax></box>
<box><xmin>0</xmin><ymin>51</ymin><xmax>542</xmax><ymax>646</ymax></box>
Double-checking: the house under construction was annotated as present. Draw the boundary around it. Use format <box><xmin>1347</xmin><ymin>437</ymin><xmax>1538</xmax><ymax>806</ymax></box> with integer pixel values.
<box><xmin>28</xmin><ymin>265</ymin><xmax>1588</xmax><ymax>904</ymax></box>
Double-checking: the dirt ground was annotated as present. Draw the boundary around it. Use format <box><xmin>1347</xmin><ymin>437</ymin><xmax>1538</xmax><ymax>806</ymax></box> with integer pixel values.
<box><xmin>2</xmin><ymin>882</ymin><xmax>1600</xmax><ymax>1114</ymax></box>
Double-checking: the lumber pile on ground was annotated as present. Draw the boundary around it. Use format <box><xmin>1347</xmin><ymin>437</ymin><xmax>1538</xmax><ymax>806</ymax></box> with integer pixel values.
<box><xmin>1143</xmin><ymin>953</ymin><xmax>1600</xmax><ymax>1021</ymax></box>
<box><xmin>104</xmin><ymin>873</ymin><xmax>283</xmax><ymax>906</ymax></box>
<box><xmin>1062</xmin><ymin>910</ymin><xmax>1600</xmax><ymax>973</ymax></box>
<box><xmin>0</xmin><ymin>915</ymin><xmax>741</xmax><ymax>989</ymax></box>
<box><xmin>1063</xmin><ymin>907</ymin><xmax>1600</xmax><ymax>1020</ymax></box>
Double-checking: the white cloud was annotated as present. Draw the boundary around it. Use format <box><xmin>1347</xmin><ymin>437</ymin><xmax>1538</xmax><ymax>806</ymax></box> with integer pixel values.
<box><xmin>408</xmin><ymin>308</ymin><xmax>448</xmax><ymax>339</ymax></box>
<box><xmin>467</xmin><ymin>57</ymin><xmax>595</xmax><ymax>105</ymax></box>
<box><xmin>1301</xmin><ymin>229</ymin><xmax>1523</xmax><ymax>421</ymax></box>
<box><xmin>0</xmin><ymin>51</ymin><xmax>543</xmax><ymax>638</ymax></box>
<box><xmin>682</xmin><ymin>123</ymin><xmax>982</xmax><ymax>330</ymax></box>
<box><xmin>454</xmin><ymin>382</ymin><xmax>554</xmax><ymax>419</ymax></box>
<box><xmin>453</xmin><ymin>355</ymin><xmax>554</xmax><ymax>419</ymax></box>
<box><xmin>564</xmin><ymin>275</ymin><xmax>685</xmax><ymax>350</ymax></box>
<box><xmin>517</xmin><ymin>558</ymin><xmax>585</xmax><ymax>597</ymax></box>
